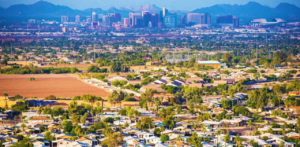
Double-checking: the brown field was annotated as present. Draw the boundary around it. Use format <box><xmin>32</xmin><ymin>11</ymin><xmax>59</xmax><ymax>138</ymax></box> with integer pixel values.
<box><xmin>0</xmin><ymin>74</ymin><xmax>110</xmax><ymax>98</ymax></box>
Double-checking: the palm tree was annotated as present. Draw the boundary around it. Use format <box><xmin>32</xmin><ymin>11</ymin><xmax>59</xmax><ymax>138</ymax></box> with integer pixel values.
<box><xmin>38</xmin><ymin>106</ymin><xmax>43</xmax><ymax>115</ymax></box>
<box><xmin>107</xmin><ymin>91</ymin><xmax>119</xmax><ymax>107</ymax></box>
<box><xmin>101</xmin><ymin>128</ymin><xmax>123</xmax><ymax>147</ymax></box>
<box><xmin>141</xmin><ymin>89</ymin><xmax>156</xmax><ymax>110</ymax></box>
<box><xmin>133</xmin><ymin>110</ymin><xmax>141</xmax><ymax>123</ymax></box>
<box><xmin>248</xmin><ymin>120</ymin><xmax>253</xmax><ymax>135</ymax></box>
<box><xmin>215</xmin><ymin>130</ymin><xmax>221</xmax><ymax>147</ymax></box>
<box><xmin>202</xmin><ymin>125</ymin><xmax>207</xmax><ymax>136</ymax></box>
<box><xmin>6</xmin><ymin>136</ymin><xmax>12</xmax><ymax>146</ymax></box>
<box><xmin>3</xmin><ymin>93</ymin><xmax>8</xmax><ymax>101</ymax></box>
<box><xmin>21</xmin><ymin>123</ymin><xmax>26</xmax><ymax>132</ymax></box>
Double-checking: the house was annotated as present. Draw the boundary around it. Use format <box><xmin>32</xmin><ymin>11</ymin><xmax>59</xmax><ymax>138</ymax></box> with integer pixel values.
<box><xmin>28</xmin><ymin>116</ymin><xmax>53</xmax><ymax>125</ymax></box>
<box><xmin>146</xmin><ymin>61</ymin><xmax>162</xmax><ymax>66</ymax></box>
<box><xmin>108</xmin><ymin>76</ymin><xmax>127</xmax><ymax>82</ymax></box>
<box><xmin>145</xmin><ymin>136</ymin><xmax>161</xmax><ymax>144</ymax></box>
<box><xmin>77</xmin><ymin>137</ymin><xmax>99</xmax><ymax>146</ymax></box>
<box><xmin>52</xmin><ymin>139</ymin><xmax>73</xmax><ymax>147</ymax></box>
<box><xmin>288</xmin><ymin>91</ymin><xmax>300</xmax><ymax>97</ymax></box>
<box><xmin>68</xmin><ymin>141</ymin><xmax>90</xmax><ymax>147</ymax></box>
<box><xmin>188</xmin><ymin>83</ymin><xmax>204</xmax><ymax>88</ymax></box>
<box><xmin>201</xmin><ymin>121</ymin><xmax>223</xmax><ymax>129</ymax></box>
<box><xmin>7</xmin><ymin>61</ymin><xmax>38</xmax><ymax>66</ymax></box>
<box><xmin>0</xmin><ymin>113</ymin><xmax>8</xmax><ymax>120</ymax></box>
<box><xmin>154</xmin><ymin>79</ymin><xmax>168</xmax><ymax>85</ymax></box>
<box><xmin>124</xmin><ymin>136</ymin><xmax>143</xmax><ymax>147</ymax></box>
<box><xmin>198</xmin><ymin>61</ymin><xmax>222</xmax><ymax>69</ymax></box>
<box><xmin>31</xmin><ymin>139</ymin><xmax>50</xmax><ymax>147</ymax></box>
<box><xmin>141</xmin><ymin>84</ymin><xmax>166</xmax><ymax>94</ymax></box>
<box><xmin>167</xmin><ymin>80</ymin><xmax>185</xmax><ymax>87</ymax></box>
<box><xmin>22</xmin><ymin>112</ymin><xmax>51</xmax><ymax>121</ymax></box>
<box><xmin>186</xmin><ymin>77</ymin><xmax>205</xmax><ymax>84</ymax></box>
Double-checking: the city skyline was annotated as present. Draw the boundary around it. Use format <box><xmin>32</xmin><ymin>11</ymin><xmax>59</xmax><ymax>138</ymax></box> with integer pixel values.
<box><xmin>0</xmin><ymin>0</ymin><xmax>300</xmax><ymax>10</ymax></box>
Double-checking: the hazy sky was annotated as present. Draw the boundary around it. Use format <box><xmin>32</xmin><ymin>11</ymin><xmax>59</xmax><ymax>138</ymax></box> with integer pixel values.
<box><xmin>0</xmin><ymin>0</ymin><xmax>300</xmax><ymax>10</ymax></box>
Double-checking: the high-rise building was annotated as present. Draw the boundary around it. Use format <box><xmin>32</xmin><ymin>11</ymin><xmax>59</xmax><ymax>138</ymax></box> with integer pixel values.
<box><xmin>133</xmin><ymin>16</ymin><xmax>144</xmax><ymax>28</ymax></box>
<box><xmin>68</xmin><ymin>16</ymin><xmax>75</xmax><ymax>22</ymax></box>
<box><xmin>142</xmin><ymin>11</ymin><xmax>149</xmax><ymax>17</ymax></box>
<box><xmin>233</xmin><ymin>17</ymin><xmax>239</xmax><ymax>28</ymax></box>
<box><xmin>123</xmin><ymin>18</ymin><xmax>130</xmax><ymax>27</ymax></box>
<box><xmin>129</xmin><ymin>13</ymin><xmax>141</xmax><ymax>26</ymax></box>
<box><xmin>201</xmin><ymin>13</ymin><xmax>211</xmax><ymax>24</ymax></box>
<box><xmin>164</xmin><ymin>13</ymin><xmax>177</xmax><ymax>28</ymax></box>
<box><xmin>187</xmin><ymin>13</ymin><xmax>211</xmax><ymax>25</ymax></box>
<box><xmin>114</xmin><ymin>13</ymin><xmax>121</xmax><ymax>22</ymax></box>
<box><xmin>187</xmin><ymin>13</ymin><xmax>201</xmax><ymax>24</ymax></box>
<box><xmin>103</xmin><ymin>16</ymin><xmax>109</xmax><ymax>24</ymax></box>
<box><xmin>86</xmin><ymin>16</ymin><xmax>92</xmax><ymax>23</ymax></box>
<box><xmin>92</xmin><ymin>12</ymin><xmax>98</xmax><ymax>22</ymax></box>
<box><xmin>159</xmin><ymin>7</ymin><xmax>169</xmax><ymax>23</ymax></box>
<box><xmin>61</xmin><ymin>16</ymin><xmax>68</xmax><ymax>23</ymax></box>
<box><xmin>216</xmin><ymin>15</ymin><xmax>234</xmax><ymax>27</ymax></box>
<box><xmin>217</xmin><ymin>15</ymin><xmax>233</xmax><ymax>24</ymax></box>
<box><xmin>151</xmin><ymin>14</ymin><xmax>159</xmax><ymax>27</ymax></box>
<box><xmin>143</xmin><ymin>12</ymin><xmax>152</xmax><ymax>27</ymax></box>
<box><xmin>180</xmin><ymin>15</ymin><xmax>186</xmax><ymax>26</ymax></box>
<box><xmin>109</xmin><ymin>14</ymin><xmax>116</xmax><ymax>26</ymax></box>
<box><xmin>162</xmin><ymin>7</ymin><xmax>168</xmax><ymax>17</ymax></box>
<box><xmin>28</xmin><ymin>19</ymin><xmax>36</xmax><ymax>24</ymax></box>
<box><xmin>75</xmin><ymin>15</ymin><xmax>82</xmax><ymax>23</ymax></box>
<box><xmin>98</xmin><ymin>14</ymin><xmax>104</xmax><ymax>22</ymax></box>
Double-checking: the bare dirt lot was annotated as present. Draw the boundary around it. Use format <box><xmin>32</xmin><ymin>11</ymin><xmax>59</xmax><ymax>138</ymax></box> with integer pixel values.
<box><xmin>0</xmin><ymin>74</ymin><xmax>110</xmax><ymax>98</ymax></box>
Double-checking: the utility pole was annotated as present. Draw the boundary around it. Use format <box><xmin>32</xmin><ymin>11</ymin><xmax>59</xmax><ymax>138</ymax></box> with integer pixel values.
<box><xmin>256</xmin><ymin>37</ymin><xmax>258</xmax><ymax>59</ymax></box>
<box><xmin>10</xmin><ymin>43</ymin><xmax>12</xmax><ymax>60</ymax></box>
<box><xmin>94</xmin><ymin>43</ymin><xmax>96</xmax><ymax>61</ymax></box>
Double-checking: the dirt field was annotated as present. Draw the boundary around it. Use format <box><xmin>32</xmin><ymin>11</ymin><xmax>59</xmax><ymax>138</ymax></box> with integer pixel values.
<box><xmin>0</xmin><ymin>74</ymin><xmax>110</xmax><ymax>98</ymax></box>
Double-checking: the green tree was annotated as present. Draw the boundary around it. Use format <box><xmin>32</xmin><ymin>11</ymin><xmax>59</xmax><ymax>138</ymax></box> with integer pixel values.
<box><xmin>160</xmin><ymin>134</ymin><xmax>169</xmax><ymax>142</ymax></box>
<box><xmin>141</xmin><ymin>89</ymin><xmax>156</xmax><ymax>110</ymax></box>
<box><xmin>101</xmin><ymin>128</ymin><xmax>123</xmax><ymax>147</ymax></box>
<box><xmin>187</xmin><ymin>132</ymin><xmax>203</xmax><ymax>147</ymax></box>
<box><xmin>62</xmin><ymin>121</ymin><xmax>73</xmax><ymax>133</ymax></box>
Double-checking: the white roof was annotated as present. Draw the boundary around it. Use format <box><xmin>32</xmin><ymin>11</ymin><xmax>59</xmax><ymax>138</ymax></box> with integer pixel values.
<box><xmin>201</xmin><ymin>120</ymin><xmax>223</xmax><ymax>125</ymax></box>
<box><xmin>198</xmin><ymin>61</ymin><xmax>221</xmax><ymax>64</ymax></box>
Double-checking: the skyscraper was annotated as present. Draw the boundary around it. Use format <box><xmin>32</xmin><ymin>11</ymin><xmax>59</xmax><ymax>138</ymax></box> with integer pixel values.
<box><xmin>109</xmin><ymin>14</ymin><xmax>116</xmax><ymax>26</ymax></box>
<box><xmin>143</xmin><ymin>12</ymin><xmax>152</xmax><ymax>27</ymax></box>
<box><xmin>201</xmin><ymin>13</ymin><xmax>211</xmax><ymax>24</ymax></box>
<box><xmin>164</xmin><ymin>13</ymin><xmax>177</xmax><ymax>28</ymax></box>
<box><xmin>180</xmin><ymin>15</ymin><xmax>186</xmax><ymax>26</ymax></box>
<box><xmin>217</xmin><ymin>15</ymin><xmax>233</xmax><ymax>24</ymax></box>
<box><xmin>151</xmin><ymin>14</ymin><xmax>159</xmax><ymax>27</ymax></box>
<box><xmin>92</xmin><ymin>12</ymin><xmax>98</xmax><ymax>22</ymax></box>
<box><xmin>233</xmin><ymin>17</ymin><xmax>239</xmax><ymax>28</ymax></box>
<box><xmin>61</xmin><ymin>16</ymin><xmax>68</xmax><ymax>23</ymax></box>
<box><xmin>98</xmin><ymin>14</ymin><xmax>104</xmax><ymax>22</ymax></box>
<box><xmin>216</xmin><ymin>15</ymin><xmax>234</xmax><ymax>27</ymax></box>
<box><xmin>162</xmin><ymin>7</ymin><xmax>168</xmax><ymax>17</ymax></box>
<box><xmin>75</xmin><ymin>15</ymin><xmax>81</xmax><ymax>23</ymax></box>
<box><xmin>133</xmin><ymin>16</ymin><xmax>144</xmax><ymax>28</ymax></box>
<box><xmin>114</xmin><ymin>13</ymin><xmax>121</xmax><ymax>22</ymax></box>
<box><xmin>159</xmin><ymin>7</ymin><xmax>168</xmax><ymax>23</ymax></box>
<box><xmin>123</xmin><ymin>18</ymin><xmax>130</xmax><ymax>27</ymax></box>
<box><xmin>187</xmin><ymin>13</ymin><xmax>201</xmax><ymax>24</ymax></box>
<box><xmin>103</xmin><ymin>16</ymin><xmax>109</xmax><ymax>24</ymax></box>
<box><xmin>86</xmin><ymin>16</ymin><xmax>92</xmax><ymax>23</ymax></box>
<box><xmin>129</xmin><ymin>13</ymin><xmax>141</xmax><ymax>26</ymax></box>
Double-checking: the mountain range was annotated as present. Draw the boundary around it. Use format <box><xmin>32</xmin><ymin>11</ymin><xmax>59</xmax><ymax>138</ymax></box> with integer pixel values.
<box><xmin>0</xmin><ymin>1</ymin><xmax>300</xmax><ymax>22</ymax></box>
<box><xmin>192</xmin><ymin>2</ymin><xmax>300</xmax><ymax>22</ymax></box>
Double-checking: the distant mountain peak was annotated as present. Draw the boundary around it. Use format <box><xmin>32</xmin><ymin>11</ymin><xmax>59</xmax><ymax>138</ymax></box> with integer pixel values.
<box><xmin>276</xmin><ymin>2</ymin><xmax>298</xmax><ymax>8</ymax></box>
<box><xmin>134</xmin><ymin>4</ymin><xmax>161</xmax><ymax>12</ymax></box>
<box><xmin>33</xmin><ymin>0</ymin><xmax>54</xmax><ymax>6</ymax></box>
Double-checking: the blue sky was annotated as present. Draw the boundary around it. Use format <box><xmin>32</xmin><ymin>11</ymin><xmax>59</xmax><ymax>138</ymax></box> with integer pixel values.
<box><xmin>0</xmin><ymin>0</ymin><xmax>299</xmax><ymax>10</ymax></box>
